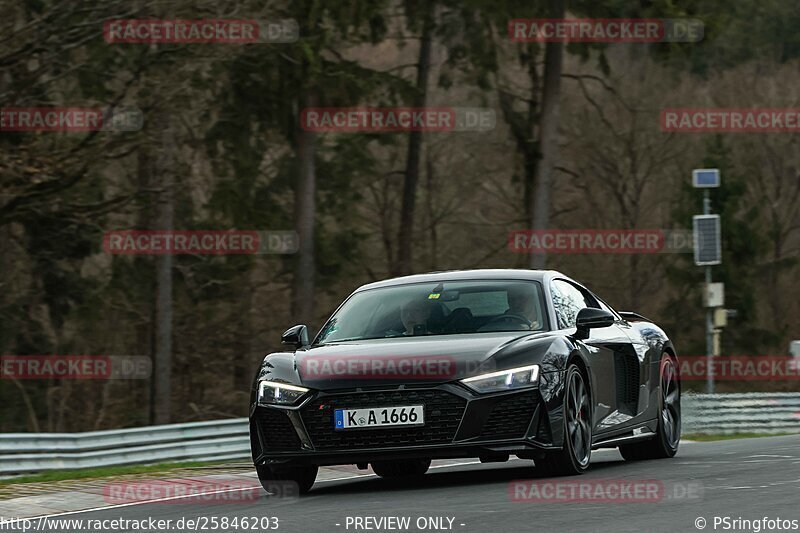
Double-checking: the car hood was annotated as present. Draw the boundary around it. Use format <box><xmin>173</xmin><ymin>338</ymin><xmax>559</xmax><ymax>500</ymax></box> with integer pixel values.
<box><xmin>256</xmin><ymin>331</ymin><xmax>568</xmax><ymax>391</ymax></box>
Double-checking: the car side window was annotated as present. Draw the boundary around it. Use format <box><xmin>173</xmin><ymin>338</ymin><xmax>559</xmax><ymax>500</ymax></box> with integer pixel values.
<box><xmin>551</xmin><ymin>280</ymin><xmax>594</xmax><ymax>329</ymax></box>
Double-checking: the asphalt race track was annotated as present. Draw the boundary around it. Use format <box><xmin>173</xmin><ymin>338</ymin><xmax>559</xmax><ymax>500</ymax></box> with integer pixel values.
<box><xmin>19</xmin><ymin>435</ymin><xmax>800</xmax><ymax>533</ymax></box>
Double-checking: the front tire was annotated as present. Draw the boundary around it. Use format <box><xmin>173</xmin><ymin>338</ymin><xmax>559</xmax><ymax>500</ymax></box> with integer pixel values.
<box><xmin>256</xmin><ymin>464</ymin><xmax>318</xmax><ymax>495</ymax></box>
<box><xmin>536</xmin><ymin>364</ymin><xmax>592</xmax><ymax>476</ymax></box>
<box><xmin>620</xmin><ymin>354</ymin><xmax>680</xmax><ymax>461</ymax></box>
<box><xmin>371</xmin><ymin>458</ymin><xmax>431</xmax><ymax>478</ymax></box>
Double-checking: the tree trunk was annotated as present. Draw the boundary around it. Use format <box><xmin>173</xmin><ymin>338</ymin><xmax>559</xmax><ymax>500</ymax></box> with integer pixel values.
<box><xmin>524</xmin><ymin>43</ymin><xmax>540</xmax><ymax>228</ymax></box>
<box><xmin>153</xmin><ymin>114</ymin><xmax>175</xmax><ymax>425</ymax></box>
<box><xmin>529</xmin><ymin>0</ymin><xmax>565</xmax><ymax>269</ymax></box>
<box><xmin>395</xmin><ymin>5</ymin><xmax>434</xmax><ymax>276</ymax></box>
<box><xmin>291</xmin><ymin>93</ymin><xmax>318</xmax><ymax>327</ymax></box>
<box><xmin>425</xmin><ymin>155</ymin><xmax>438</xmax><ymax>270</ymax></box>
<box><xmin>629</xmin><ymin>253</ymin><xmax>641</xmax><ymax>310</ymax></box>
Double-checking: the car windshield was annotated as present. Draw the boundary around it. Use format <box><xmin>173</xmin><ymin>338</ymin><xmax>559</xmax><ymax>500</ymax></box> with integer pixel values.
<box><xmin>315</xmin><ymin>280</ymin><xmax>548</xmax><ymax>344</ymax></box>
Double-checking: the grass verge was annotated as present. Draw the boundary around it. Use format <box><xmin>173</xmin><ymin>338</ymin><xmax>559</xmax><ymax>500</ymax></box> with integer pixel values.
<box><xmin>0</xmin><ymin>460</ymin><xmax>243</xmax><ymax>486</ymax></box>
<box><xmin>682</xmin><ymin>432</ymin><xmax>795</xmax><ymax>442</ymax></box>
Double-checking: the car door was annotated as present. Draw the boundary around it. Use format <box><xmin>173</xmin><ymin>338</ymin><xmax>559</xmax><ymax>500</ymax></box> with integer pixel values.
<box><xmin>549</xmin><ymin>279</ymin><xmax>640</xmax><ymax>434</ymax></box>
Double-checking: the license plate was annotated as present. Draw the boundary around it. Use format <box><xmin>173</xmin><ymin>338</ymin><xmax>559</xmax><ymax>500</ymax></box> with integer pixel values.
<box><xmin>334</xmin><ymin>405</ymin><xmax>424</xmax><ymax>430</ymax></box>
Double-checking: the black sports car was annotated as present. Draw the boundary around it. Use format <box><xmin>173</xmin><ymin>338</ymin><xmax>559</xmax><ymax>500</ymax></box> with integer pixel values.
<box><xmin>249</xmin><ymin>269</ymin><xmax>680</xmax><ymax>493</ymax></box>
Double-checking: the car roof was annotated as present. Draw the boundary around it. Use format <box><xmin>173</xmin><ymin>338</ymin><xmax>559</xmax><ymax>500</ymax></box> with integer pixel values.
<box><xmin>354</xmin><ymin>269</ymin><xmax>564</xmax><ymax>292</ymax></box>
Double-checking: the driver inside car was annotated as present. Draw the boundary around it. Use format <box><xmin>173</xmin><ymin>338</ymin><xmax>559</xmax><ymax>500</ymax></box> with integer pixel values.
<box><xmin>503</xmin><ymin>285</ymin><xmax>540</xmax><ymax>330</ymax></box>
<box><xmin>383</xmin><ymin>298</ymin><xmax>435</xmax><ymax>336</ymax></box>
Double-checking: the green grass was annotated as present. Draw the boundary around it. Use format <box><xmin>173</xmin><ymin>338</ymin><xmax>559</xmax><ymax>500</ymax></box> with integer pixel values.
<box><xmin>0</xmin><ymin>460</ymin><xmax>239</xmax><ymax>486</ymax></box>
<box><xmin>682</xmin><ymin>432</ymin><xmax>795</xmax><ymax>442</ymax></box>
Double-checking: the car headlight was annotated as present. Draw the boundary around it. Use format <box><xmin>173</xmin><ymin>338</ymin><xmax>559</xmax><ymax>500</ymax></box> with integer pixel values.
<box><xmin>460</xmin><ymin>364</ymin><xmax>540</xmax><ymax>393</ymax></box>
<box><xmin>257</xmin><ymin>380</ymin><xmax>309</xmax><ymax>406</ymax></box>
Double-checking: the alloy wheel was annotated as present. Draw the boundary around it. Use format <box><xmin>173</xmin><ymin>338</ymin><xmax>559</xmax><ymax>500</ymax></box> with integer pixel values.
<box><xmin>566</xmin><ymin>370</ymin><xmax>591</xmax><ymax>467</ymax></box>
<box><xmin>660</xmin><ymin>358</ymin><xmax>681</xmax><ymax>449</ymax></box>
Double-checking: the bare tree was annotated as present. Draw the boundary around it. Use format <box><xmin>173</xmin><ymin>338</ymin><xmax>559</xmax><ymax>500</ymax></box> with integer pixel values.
<box><xmin>395</xmin><ymin>1</ymin><xmax>435</xmax><ymax>276</ymax></box>
<box><xmin>529</xmin><ymin>0</ymin><xmax>564</xmax><ymax>269</ymax></box>
<box><xmin>153</xmin><ymin>114</ymin><xmax>176</xmax><ymax>424</ymax></box>
<box><xmin>291</xmin><ymin>93</ymin><xmax>318</xmax><ymax>326</ymax></box>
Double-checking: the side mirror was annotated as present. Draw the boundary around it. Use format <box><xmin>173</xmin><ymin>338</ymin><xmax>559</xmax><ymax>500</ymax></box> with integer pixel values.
<box><xmin>281</xmin><ymin>324</ymin><xmax>310</xmax><ymax>348</ymax></box>
<box><xmin>575</xmin><ymin>308</ymin><xmax>615</xmax><ymax>339</ymax></box>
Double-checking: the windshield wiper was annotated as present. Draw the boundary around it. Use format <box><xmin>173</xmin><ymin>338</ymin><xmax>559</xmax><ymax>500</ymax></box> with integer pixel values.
<box><xmin>321</xmin><ymin>337</ymin><xmax>366</xmax><ymax>343</ymax></box>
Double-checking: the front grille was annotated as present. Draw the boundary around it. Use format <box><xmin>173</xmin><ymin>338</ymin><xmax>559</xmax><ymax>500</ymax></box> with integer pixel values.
<box><xmin>479</xmin><ymin>392</ymin><xmax>537</xmax><ymax>439</ymax></box>
<box><xmin>301</xmin><ymin>389</ymin><xmax>466</xmax><ymax>450</ymax></box>
<box><xmin>255</xmin><ymin>407</ymin><xmax>302</xmax><ymax>452</ymax></box>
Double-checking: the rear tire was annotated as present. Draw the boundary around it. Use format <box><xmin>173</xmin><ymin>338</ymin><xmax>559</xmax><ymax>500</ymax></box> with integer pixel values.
<box><xmin>535</xmin><ymin>364</ymin><xmax>592</xmax><ymax>476</ymax></box>
<box><xmin>619</xmin><ymin>354</ymin><xmax>680</xmax><ymax>461</ymax></box>
<box><xmin>371</xmin><ymin>458</ymin><xmax>431</xmax><ymax>478</ymax></box>
<box><xmin>256</xmin><ymin>464</ymin><xmax>318</xmax><ymax>495</ymax></box>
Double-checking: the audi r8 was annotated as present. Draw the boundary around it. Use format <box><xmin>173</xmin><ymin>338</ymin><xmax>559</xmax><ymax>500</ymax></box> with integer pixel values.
<box><xmin>249</xmin><ymin>269</ymin><xmax>681</xmax><ymax>493</ymax></box>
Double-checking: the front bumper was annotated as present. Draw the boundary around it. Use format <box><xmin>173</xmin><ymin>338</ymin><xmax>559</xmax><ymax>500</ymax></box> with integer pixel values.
<box><xmin>249</xmin><ymin>383</ymin><xmax>557</xmax><ymax>466</ymax></box>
